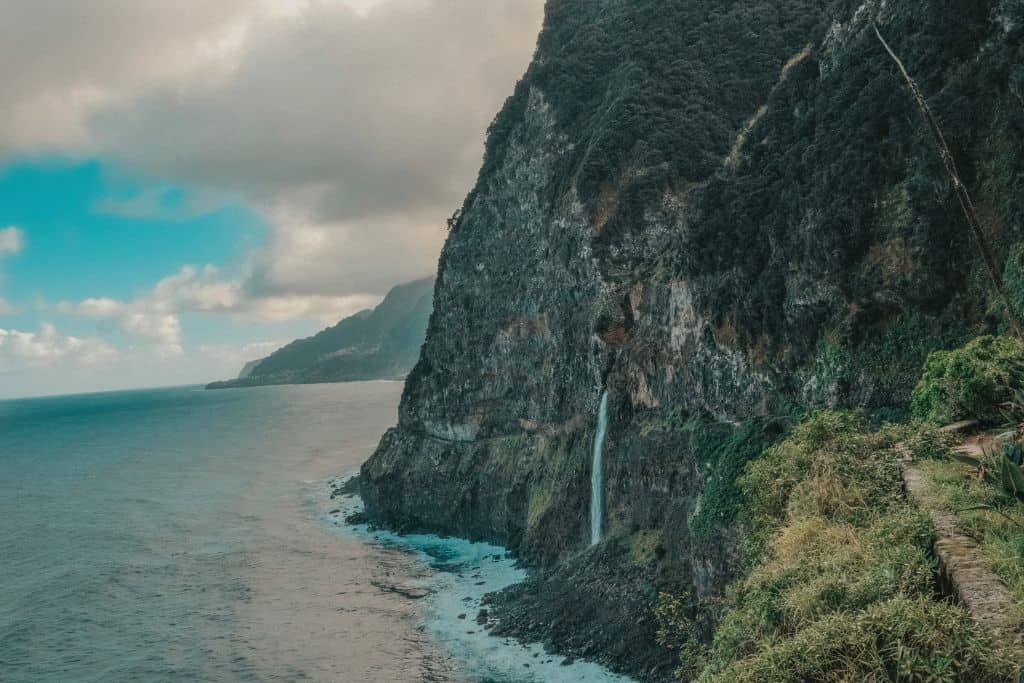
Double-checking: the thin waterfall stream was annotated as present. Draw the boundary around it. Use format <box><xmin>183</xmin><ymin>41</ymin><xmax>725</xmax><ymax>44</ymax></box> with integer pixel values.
<box><xmin>590</xmin><ymin>391</ymin><xmax>609</xmax><ymax>546</ymax></box>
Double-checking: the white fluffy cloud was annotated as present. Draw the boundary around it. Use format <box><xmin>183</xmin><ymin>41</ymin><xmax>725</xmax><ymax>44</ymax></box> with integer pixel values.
<box><xmin>0</xmin><ymin>323</ymin><xmax>116</xmax><ymax>369</ymax></box>
<box><xmin>58</xmin><ymin>263</ymin><xmax>382</xmax><ymax>352</ymax></box>
<box><xmin>60</xmin><ymin>296</ymin><xmax>182</xmax><ymax>352</ymax></box>
<box><xmin>0</xmin><ymin>323</ymin><xmax>279</xmax><ymax>398</ymax></box>
<box><xmin>0</xmin><ymin>226</ymin><xmax>23</xmax><ymax>256</ymax></box>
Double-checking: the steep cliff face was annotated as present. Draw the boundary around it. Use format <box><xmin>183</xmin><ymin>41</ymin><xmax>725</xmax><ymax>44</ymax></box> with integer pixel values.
<box><xmin>362</xmin><ymin>0</ymin><xmax>1024</xmax><ymax>678</ymax></box>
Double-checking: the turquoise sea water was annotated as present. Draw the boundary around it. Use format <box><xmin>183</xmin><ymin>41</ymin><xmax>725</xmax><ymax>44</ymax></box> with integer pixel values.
<box><xmin>0</xmin><ymin>383</ymin><xmax>633</xmax><ymax>682</ymax></box>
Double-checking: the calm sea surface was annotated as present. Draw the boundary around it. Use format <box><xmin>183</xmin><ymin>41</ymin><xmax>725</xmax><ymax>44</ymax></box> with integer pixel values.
<box><xmin>0</xmin><ymin>382</ymin><xmax>633</xmax><ymax>683</ymax></box>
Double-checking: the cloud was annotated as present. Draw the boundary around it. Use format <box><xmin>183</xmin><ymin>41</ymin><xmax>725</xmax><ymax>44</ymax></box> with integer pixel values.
<box><xmin>58</xmin><ymin>263</ymin><xmax>383</xmax><ymax>351</ymax></box>
<box><xmin>93</xmin><ymin>1</ymin><xmax>543</xmax><ymax>223</ymax></box>
<box><xmin>0</xmin><ymin>323</ymin><xmax>117</xmax><ymax>369</ymax></box>
<box><xmin>0</xmin><ymin>298</ymin><xmax>12</xmax><ymax>314</ymax></box>
<box><xmin>0</xmin><ymin>0</ymin><xmax>543</xmax><ymax>394</ymax></box>
<box><xmin>0</xmin><ymin>0</ymin><xmax>255</xmax><ymax>156</ymax></box>
<box><xmin>119</xmin><ymin>313</ymin><xmax>183</xmax><ymax>353</ymax></box>
<box><xmin>145</xmin><ymin>264</ymin><xmax>381</xmax><ymax>323</ymax></box>
<box><xmin>0</xmin><ymin>327</ymin><xmax>283</xmax><ymax>397</ymax></box>
<box><xmin>199</xmin><ymin>340</ymin><xmax>284</xmax><ymax>368</ymax></box>
<box><xmin>0</xmin><ymin>0</ymin><xmax>544</xmax><ymax>301</ymax></box>
<box><xmin>61</xmin><ymin>294</ymin><xmax>183</xmax><ymax>353</ymax></box>
<box><xmin>243</xmin><ymin>210</ymin><xmax>442</xmax><ymax>299</ymax></box>
<box><xmin>0</xmin><ymin>226</ymin><xmax>23</xmax><ymax>256</ymax></box>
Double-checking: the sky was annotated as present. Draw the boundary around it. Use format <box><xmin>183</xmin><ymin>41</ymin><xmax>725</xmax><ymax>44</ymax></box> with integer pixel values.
<box><xmin>0</xmin><ymin>0</ymin><xmax>544</xmax><ymax>399</ymax></box>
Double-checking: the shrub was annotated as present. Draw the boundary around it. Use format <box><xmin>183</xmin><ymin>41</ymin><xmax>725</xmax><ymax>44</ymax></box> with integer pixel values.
<box><xmin>911</xmin><ymin>335</ymin><xmax>1024</xmax><ymax>425</ymax></box>
<box><xmin>687</xmin><ymin>420</ymin><xmax>780</xmax><ymax>540</ymax></box>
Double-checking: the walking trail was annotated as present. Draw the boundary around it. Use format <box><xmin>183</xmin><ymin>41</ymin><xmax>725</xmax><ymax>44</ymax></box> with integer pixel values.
<box><xmin>896</xmin><ymin>421</ymin><xmax>1023</xmax><ymax>647</ymax></box>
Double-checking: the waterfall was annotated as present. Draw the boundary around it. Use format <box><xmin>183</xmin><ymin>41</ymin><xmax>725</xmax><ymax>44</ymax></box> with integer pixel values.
<box><xmin>590</xmin><ymin>391</ymin><xmax>609</xmax><ymax>546</ymax></box>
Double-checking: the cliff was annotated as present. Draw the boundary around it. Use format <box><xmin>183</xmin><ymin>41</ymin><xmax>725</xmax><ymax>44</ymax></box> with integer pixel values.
<box><xmin>361</xmin><ymin>0</ymin><xmax>1024</xmax><ymax>679</ymax></box>
<box><xmin>207</xmin><ymin>277</ymin><xmax>433</xmax><ymax>389</ymax></box>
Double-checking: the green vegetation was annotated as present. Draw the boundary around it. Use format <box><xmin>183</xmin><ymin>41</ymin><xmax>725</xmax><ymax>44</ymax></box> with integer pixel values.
<box><xmin>686</xmin><ymin>419</ymin><xmax>781</xmax><ymax>540</ymax></box>
<box><xmin>523</xmin><ymin>435</ymin><xmax>584</xmax><ymax>533</ymax></box>
<box><xmin>636</xmin><ymin>413</ymin><xmax>785</xmax><ymax>540</ymax></box>
<box><xmin>628</xmin><ymin>529</ymin><xmax>666</xmax><ymax>567</ymax></box>
<box><xmin>924</xmin><ymin>458</ymin><xmax>1024</xmax><ymax>612</ymax></box>
<box><xmin>951</xmin><ymin>444</ymin><xmax>1024</xmax><ymax>504</ymax></box>
<box><xmin>1005</xmin><ymin>244</ymin><xmax>1024</xmax><ymax>323</ymax></box>
<box><xmin>659</xmin><ymin>412</ymin><xmax>1019</xmax><ymax>682</ymax></box>
<box><xmin>706</xmin><ymin>596</ymin><xmax>1014</xmax><ymax>683</ymax></box>
<box><xmin>208</xmin><ymin>277</ymin><xmax>434</xmax><ymax>389</ymax></box>
<box><xmin>916</xmin><ymin>450</ymin><xmax>1024</xmax><ymax>615</ymax></box>
<box><xmin>665</xmin><ymin>0</ymin><xmax>1024</xmax><ymax>409</ymax></box>
<box><xmin>911</xmin><ymin>335</ymin><xmax>1024</xmax><ymax>425</ymax></box>
<box><xmin>461</xmin><ymin>0</ymin><xmax>827</xmax><ymax>249</ymax></box>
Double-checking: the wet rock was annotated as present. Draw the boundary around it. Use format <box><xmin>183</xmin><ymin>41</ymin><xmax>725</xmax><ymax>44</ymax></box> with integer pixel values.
<box><xmin>344</xmin><ymin>511</ymin><xmax>368</xmax><ymax>526</ymax></box>
<box><xmin>369</xmin><ymin>580</ymin><xmax>431</xmax><ymax>600</ymax></box>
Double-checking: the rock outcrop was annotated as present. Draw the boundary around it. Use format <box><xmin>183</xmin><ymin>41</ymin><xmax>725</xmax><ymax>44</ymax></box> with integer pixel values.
<box><xmin>361</xmin><ymin>1</ymin><xmax>1024</xmax><ymax>679</ymax></box>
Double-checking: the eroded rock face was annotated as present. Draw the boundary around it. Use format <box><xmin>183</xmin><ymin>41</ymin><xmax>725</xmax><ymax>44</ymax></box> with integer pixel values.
<box><xmin>361</xmin><ymin>0</ymin><xmax>1024</xmax><ymax>679</ymax></box>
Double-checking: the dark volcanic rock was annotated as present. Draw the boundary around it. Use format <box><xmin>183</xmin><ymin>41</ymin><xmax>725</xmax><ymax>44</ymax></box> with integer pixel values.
<box><xmin>483</xmin><ymin>540</ymin><xmax>681</xmax><ymax>682</ymax></box>
<box><xmin>361</xmin><ymin>0</ymin><xmax>1024</xmax><ymax>679</ymax></box>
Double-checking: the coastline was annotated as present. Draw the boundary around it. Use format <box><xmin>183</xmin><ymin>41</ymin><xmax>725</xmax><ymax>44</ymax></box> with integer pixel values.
<box><xmin>324</xmin><ymin>474</ymin><xmax>637</xmax><ymax>683</ymax></box>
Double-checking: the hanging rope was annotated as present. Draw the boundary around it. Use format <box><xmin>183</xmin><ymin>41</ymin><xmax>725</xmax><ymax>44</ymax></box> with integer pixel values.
<box><xmin>874</xmin><ymin>22</ymin><xmax>1023</xmax><ymax>337</ymax></box>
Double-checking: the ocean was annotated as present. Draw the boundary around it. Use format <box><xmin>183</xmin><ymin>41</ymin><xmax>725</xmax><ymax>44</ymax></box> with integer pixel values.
<box><xmin>0</xmin><ymin>382</ymin><xmax>631</xmax><ymax>683</ymax></box>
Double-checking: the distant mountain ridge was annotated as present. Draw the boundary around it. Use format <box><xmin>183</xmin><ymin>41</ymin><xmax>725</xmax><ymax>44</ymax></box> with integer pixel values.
<box><xmin>206</xmin><ymin>277</ymin><xmax>434</xmax><ymax>389</ymax></box>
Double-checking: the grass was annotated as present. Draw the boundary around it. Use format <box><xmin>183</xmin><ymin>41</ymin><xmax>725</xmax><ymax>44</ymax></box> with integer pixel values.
<box><xmin>916</xmin><ymin>455</ymin><xmax>1024</xmax><ymax>622</ymax></box>
<box><xmin>659</xmin><ymin>411</ymin><xmax>1021</xmax><ymax>682</ymax></box>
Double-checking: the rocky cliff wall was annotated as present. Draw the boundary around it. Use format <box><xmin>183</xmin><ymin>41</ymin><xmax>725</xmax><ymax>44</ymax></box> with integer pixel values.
<box><xmin>361</xmin><ymin>0</ymin><xmax>1024</xmax><ymax>678</ymax></box>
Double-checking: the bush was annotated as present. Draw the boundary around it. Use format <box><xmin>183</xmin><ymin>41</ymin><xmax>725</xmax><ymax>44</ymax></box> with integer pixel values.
<box><xmin>911</xmin><ymin>335</ymin><xmax>1024</xmax><ymax>425</ymax></box>
<box><xmin>687</xmin><ymin>420</ymin><xmax>780</xmax><ymax>540</ymax></box>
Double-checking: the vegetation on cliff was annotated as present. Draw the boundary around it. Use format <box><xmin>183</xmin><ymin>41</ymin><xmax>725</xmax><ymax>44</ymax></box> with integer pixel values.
<box><xmin>911</xmin><ymin>335</ymin><xmax>1024</xmax><ymax>424</ymax></box>
<box><xmin>650</xmin><ymin>333</ymin><xmax>1024</xmax><ymax>680</ymax></box>
<box><xmin>207</xmin><ymin>277</ymin><xmax>433</xmax><ymax>389</ymax></box>
<box><xmin>658</xmin><ymin>412</ymin><xmax>1019</xmax><ymax>681</ymax></box>
<box><xmin>917</xmin><ymin>454</ymin><xmax>1024</xmax><ymax>615</ymax></box>
<box><xmin>674</xmin><ymin>0</ymin><xmax>1024</xmax><ymax>407</ymax></box>
<box><xmin>465</xmin><ymin>0</ymin><xmax>827</xmax><ymax>247</ymax></box>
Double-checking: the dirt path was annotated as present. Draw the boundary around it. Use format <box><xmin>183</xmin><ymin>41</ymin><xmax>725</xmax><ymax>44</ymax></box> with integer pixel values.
<box><xmin>897</xmin><ymin>423</ymin><xmax>1024</xmax><ymax>646</ymax></box>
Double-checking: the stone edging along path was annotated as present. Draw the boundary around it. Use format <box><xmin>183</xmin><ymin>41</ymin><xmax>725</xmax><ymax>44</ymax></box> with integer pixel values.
<box><xmin>896</xmin><ymin>421</ymin><xmax>1024</xmax><ymax>648</ymax></box>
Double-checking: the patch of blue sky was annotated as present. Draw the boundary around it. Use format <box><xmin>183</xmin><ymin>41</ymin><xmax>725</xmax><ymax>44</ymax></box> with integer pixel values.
<box><xmin>0</xmin><ymin>158</ymin><xmax>268</xmax><ymax>308</ymax></box>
